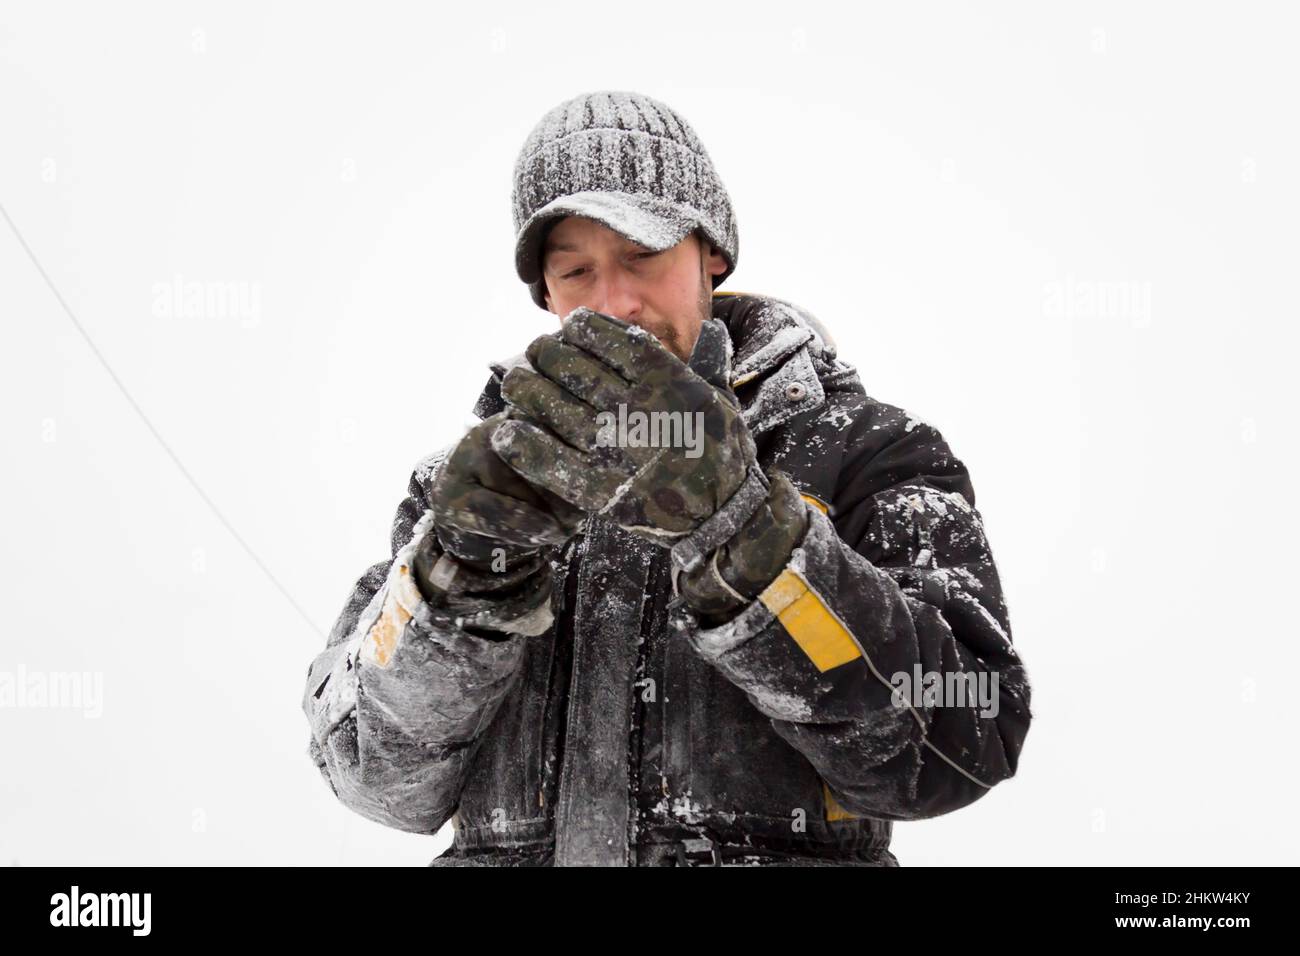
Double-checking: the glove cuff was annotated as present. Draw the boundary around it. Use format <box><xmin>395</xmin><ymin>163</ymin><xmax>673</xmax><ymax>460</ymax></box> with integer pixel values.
<box><xmin>433</xmin><ymin>521</ymin><xmax>546</xmax><ymax>573</ymax></box>
<box><xmin>677</xmin><ymin>471</ymin><xmax>810</xmax><ymax>621</ymax></box>
<box><xmin>413</xmin><ymin>527</ymin><xmax>555</xmax><ymax>637</ymax></box>
<box><xmin>669</xmin><ymin>463</ymin><xmax>770</xmax><ymax>574</ymax></box>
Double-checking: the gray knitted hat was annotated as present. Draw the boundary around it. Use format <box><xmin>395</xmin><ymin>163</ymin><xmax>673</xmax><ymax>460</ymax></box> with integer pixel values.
<box><xmin>512</xmin><ymin>91</ymin><xmax>739</xmax><ymax>311</ymax></box>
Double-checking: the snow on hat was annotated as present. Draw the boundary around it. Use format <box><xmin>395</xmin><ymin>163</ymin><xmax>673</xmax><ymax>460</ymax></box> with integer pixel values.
<box><xmin>512</xmin><ymin>90</ymin><xmax>739</xmax><ymax>310</ymax></box>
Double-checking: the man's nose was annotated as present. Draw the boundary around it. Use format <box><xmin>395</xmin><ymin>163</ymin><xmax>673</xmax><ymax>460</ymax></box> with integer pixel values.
<box><xmin>592</xmin><ymin>269</ymin><xmax>642</xmax><ymax>323</ymax></box>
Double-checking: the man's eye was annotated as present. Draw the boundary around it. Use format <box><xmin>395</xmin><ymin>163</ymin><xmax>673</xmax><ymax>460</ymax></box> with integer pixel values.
<box><xmin>634</xmin><ymin>251</ymin><xmax>658</xmax><ymax>259</ymax></box>
<box><xmin>562</xmin><ymin>268</ymin><xmax>586</xmax><ymax>279</ymax></box>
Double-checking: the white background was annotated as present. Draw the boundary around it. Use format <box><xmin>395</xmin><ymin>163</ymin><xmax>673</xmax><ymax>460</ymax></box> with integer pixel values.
<box><xmin>2</xmin><ymin>1</ymin><xmax>1295</xmax><ymax>866</ymax></box>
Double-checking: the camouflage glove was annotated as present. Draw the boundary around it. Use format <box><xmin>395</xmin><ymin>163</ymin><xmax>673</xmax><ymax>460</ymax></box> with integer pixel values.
<box><xmin>410</xmin><ymin>527</ymin><xmax>558</xmax><ymax>638</ymax></box>
<box><xmin>676</xmin><ymin>470</ymin><xmax>809</xmax><ymax>624</ymax></box>
<box><xmin>490</xmin><ymin>308</ymin><xmax>791</xmax><ymax>592</ymax></box>
<box><xmin>426</xmin><ymin>410</ymin><xmax>586</xmax><ymax>574</ymax></box>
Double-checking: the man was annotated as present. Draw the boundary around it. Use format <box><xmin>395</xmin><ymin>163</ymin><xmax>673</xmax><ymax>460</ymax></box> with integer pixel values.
<box><xmin>302</xmin><ymin>90</ymin><xmax>1032</xmax><ymax>866</ymax></box>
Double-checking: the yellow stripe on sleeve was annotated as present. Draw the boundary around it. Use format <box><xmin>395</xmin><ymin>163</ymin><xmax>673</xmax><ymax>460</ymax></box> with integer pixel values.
<box><xmin>800</xmin><ymin>492</ymin><xmax>829</xmax><ymax>514</ymax></box>
<box><xmin>758</xmin><ymin>568</ymin><xmax>863</xmax><ymax>672</ymax></box>
<box><xmin>362</xmin><ymin>564</ymin><xmax>417</xmax><ymax>669</ymax></box>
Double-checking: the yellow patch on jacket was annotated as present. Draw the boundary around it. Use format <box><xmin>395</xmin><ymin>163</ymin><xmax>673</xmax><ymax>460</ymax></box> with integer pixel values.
<box><xmin>759</xmin><ymin>568</ymin><xmax>863</xmax><ymax>672</ymax></box>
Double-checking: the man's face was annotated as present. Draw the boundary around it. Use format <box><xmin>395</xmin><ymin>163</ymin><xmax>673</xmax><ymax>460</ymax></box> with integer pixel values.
<box><xmin>541</xmin><ymin>216</ymin><xmax>729</xmax><ymax>361</ymax></box>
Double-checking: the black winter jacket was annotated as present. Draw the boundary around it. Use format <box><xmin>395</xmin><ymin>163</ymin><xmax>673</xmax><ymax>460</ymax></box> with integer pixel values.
<box><xmin>302</xmin><ymin>291</ymin><xmax>1033</xmax><ymax>866</ymax></box>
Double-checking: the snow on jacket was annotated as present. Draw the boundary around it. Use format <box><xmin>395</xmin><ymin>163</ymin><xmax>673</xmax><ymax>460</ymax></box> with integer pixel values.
<box><xmin>301</xmin><ymin>291</ymin><xmax>1033</xmax><ymax>866</ymax></box>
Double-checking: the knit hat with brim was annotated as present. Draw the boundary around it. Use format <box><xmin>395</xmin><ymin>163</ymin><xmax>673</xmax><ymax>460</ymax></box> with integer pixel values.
<box><xmin>512</xmin><ymin>91</ymin><xmax>739</xmax><ymax>311</ymax></box>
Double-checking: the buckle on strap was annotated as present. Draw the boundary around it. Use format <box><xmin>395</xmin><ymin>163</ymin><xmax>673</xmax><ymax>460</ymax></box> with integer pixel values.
<box><xmin>674</xmin><ymin>837</ymin><xmax>723</xmax><ymax>867</ymax></box>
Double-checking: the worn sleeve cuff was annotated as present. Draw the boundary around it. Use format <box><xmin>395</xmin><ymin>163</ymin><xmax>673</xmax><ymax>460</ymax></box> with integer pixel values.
<box><xmin>670</xmin><ymin>503</ymin><xmax>919</xmax><ymax>721</ymax></box>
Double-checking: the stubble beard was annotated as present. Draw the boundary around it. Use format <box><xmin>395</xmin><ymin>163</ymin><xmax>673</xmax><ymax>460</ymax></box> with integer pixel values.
<box><xmin>666</xmin><ymin>256</ymin><xmax>712</xmax><ymax>362</ymax></box>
